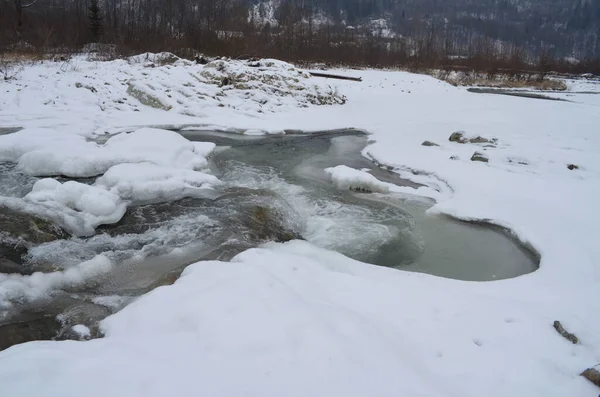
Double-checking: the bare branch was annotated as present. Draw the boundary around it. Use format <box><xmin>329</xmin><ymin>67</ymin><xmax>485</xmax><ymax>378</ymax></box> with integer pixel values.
<box><xmin>21</xmin><ymin>0</ymin><xmax>39</xmax><ymax>9</ymax></box>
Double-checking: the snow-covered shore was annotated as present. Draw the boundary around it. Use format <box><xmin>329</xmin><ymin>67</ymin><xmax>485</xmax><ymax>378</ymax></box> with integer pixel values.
<box><xmin>1</xmin><ymin>54</ymin><xmax>599</xmax><ymax>396</ymax></box>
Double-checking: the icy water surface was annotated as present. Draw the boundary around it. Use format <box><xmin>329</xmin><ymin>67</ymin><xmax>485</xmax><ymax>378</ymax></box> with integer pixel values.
<box><xmin>181</xmin><ymin>130</ymin><xmax>538</xmax><ymax>280</ymax></box>
<box><xmin>0</xmin><ymin>129</ymin><xmax>538</xmax><ymax>348</ymax></box>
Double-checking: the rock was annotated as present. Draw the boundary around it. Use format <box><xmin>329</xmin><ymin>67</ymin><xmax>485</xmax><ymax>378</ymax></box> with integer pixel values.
<box><xmin>0</xmin><ymin>206</ymin><xmax>68</xmax><ymax>274</ymax></box>
<box><xmin>553</xmin><ymin>320</ymin><xmax>578</xmax><ymax>344</ymax></box>
<box><xmin>449</xmin><ymin>155</ymin><xmax>460</xmax><ymax>160</ymax></box>
<box><xmin>99</xmin><ymin>189</ymin><xmax>303</xmax><ymax>246</ymax></box>
<box><xmin>449</xmin><ymin>131</ymin><xmax>467</xmax><ymax>143</ymax></box>
<box><xmin>567</xmin><ymin>164</ymin><xmax>579</xmax><ymax>170</ymax></box>
<box><xmin>241</xmin><ymin>205</ymin><xmax>302</xmax><ymax>243</ymax></box>
<box><xmin>0</xmin><ymin>206</ymin><xmax>69</xmax><ymax>245</ymax></box>
<box><xmin>581</xmin><ymin>368</ymin><xmax>600</xmax><ymax>388</ymax></box>
<box><xmin>75</xmin><ymin>82</ymin><xmax>97</xmax><ymax>93</ymax></box>
<box><xmin>0</xmin><ymin>316</ymin><xmax>61</xmax><ymax>351</ymax></box>
<box><xmin>0</xmin><ymin>257</ymin><xmax>33</xmax><ymax>275</ymax></box>
<box><xmin>195</xmin><ymin>56</ymin><xmax>209</xmax><ymax>65</ymax></box>
<box><xmin>126</xmin><ymin>82</ymin><xmax>172</xmax><ymax>111</ymax></box>
<box><xmin>469</xmin><ymin>136</ymin><xmax>489</xmax><ymax>144</ymax></box>
<box><xmin>421</xmin><ymin>140</ymin><xmax>439</xmax><ymax>147</ymax></box>
<box><xmin>55</xmin><ymin>302</ymin><xmax>111</xmax><ymax>341</ymax></box>
<box><xmin>470</xmin><ymin>152</ymin><xmax>489</xmax><ymax>163</ymax></box>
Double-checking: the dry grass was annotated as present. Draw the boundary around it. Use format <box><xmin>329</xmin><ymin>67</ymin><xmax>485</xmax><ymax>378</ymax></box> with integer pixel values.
<box><xmin>0</xmin><ymin>51</ymin><xmax>53</xmax><ymax>80</ymax></box>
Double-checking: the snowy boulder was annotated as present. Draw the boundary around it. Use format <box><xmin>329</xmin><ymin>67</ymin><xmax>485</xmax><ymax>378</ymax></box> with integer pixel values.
<box><xmin>15</xmin><ymin>128</ymin><xmax>211</xmax><ymax>177</ymax></box>
<box><xmin>470</xmin><ymin>151</ymin><xmax>489</xmax><ymax>163</ymax></box>
<box><xmin>449</xmin><ymin>131</ymin><xmax>468</xmax><ymax>143</ymax></box>
<box><xmin>449</xmin><ymin>131</ymin><xmax>494</xmax><ymax>145</ymax></box>
<box><xmin>22</xmin><ymin>179</ymin><xmax>127</xmax><ymax>236</ymax></box>
<box><xmin>421</xmin><ymin>140</ymin><xmax>439</xmax><ymax>147</ymax></box>
<box><xmin>96</xmin><ymin>162</ymin><xmax>221</xmax><ymax>203</ymax></box>
<box><xmin>469</xmin><ymin>136</ymin><xmax>490</xmax><ymax>144</ymax></box>
<box><xmin>325</xmin><ymin>165</ymin><xmax>390</xmax><ymax>193</ymax></box>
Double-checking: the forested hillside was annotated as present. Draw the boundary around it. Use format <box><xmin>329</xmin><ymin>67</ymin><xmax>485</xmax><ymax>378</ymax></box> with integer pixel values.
<box><xmin>2</xmin><ymin>0</ymin><xmax>599</xmax><ymax>68</ymax></box>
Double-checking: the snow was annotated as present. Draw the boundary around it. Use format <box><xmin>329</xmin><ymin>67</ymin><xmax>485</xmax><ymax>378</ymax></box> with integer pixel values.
<box><xmin>0</xmin><ymin>255</ymin><xmax>111</xmax><ymax>309</ymax></box>
<box><xmin>71</xmin><ymin>324</ymin><xmax>91</xmax><ymax>338</ymax></box>
<box><xmin>0</xmin><ymin>184</ymin><xmax>125</xmax><ymax>238</ymax></box>
<box><xmin>0</xmin><ymin>54</ymin><xmax>600</xmax><ymax>396</ymax></box>
<box><xmin>0</xmin><ymin>127</ymin><xmax>218</xmax><ymax>235</ymax></box>
<box><xmin>28</xmin><ymin>179</ymin><xmax>123</xmax><ymax>218</ymax></box>
<box><xmin>0</xmin><ymin>128</ymin><xmax>88</xmax><ymax>162</ymax></box>
<box><xmin>326</xmin><ymin>164</ymin><xmax>391</xmax><ymax>192</ymax></box>
<box><xmin>11</xmin><ymin>127</ymin><xmax>210</xmax><ymax>178</ymax></box>
<box><xmin>326</xmin><ymin>165</ymin><xmax>441</xmax><ymax>199</ymax></box>
<box><xmin>0</xmin><ymin>241</ymin><xmax>596</xmax><ymax>396</ymax></box>
<box><xmin>95</xmin><ymin>162</ymin><xmax>220</xmax><ymax>203</ymax></box>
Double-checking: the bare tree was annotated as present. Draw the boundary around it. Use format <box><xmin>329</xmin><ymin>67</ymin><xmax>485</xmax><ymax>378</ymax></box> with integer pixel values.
<box><xmin>13</xmin><ymin>0</ymin><xmax>39</xmax><ymax>39</ymax></box>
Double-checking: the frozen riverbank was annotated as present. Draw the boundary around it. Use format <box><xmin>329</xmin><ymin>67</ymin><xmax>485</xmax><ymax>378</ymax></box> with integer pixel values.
<box><xmin>0</xmin><ymin>54</ymin><xmax>599</xmax><ymax>396</ymax></box>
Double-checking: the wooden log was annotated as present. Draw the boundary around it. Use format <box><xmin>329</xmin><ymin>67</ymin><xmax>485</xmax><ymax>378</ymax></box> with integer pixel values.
<box><xmin>309</xmin><ymin>72</ymin><xmax>362</xmax><ymax>82</ymax></box>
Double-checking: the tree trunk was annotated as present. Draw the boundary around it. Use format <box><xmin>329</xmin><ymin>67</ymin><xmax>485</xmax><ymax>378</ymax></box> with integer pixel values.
<box><xmin>14</xmin><ymin>0</ymin><xmax>23</xmax><ymax>39</ymax></box>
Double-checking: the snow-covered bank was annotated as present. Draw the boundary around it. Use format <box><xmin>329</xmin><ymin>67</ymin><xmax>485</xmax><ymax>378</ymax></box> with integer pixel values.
<box><xmin>0</xmin><ymin>242</ymin><xmax>596</xmax><ymax>396</ymax></box>
<box><xmin>0</xmin><ymin>55</ymin><xmax>344</xmax><ymax>135</ymax></box>
<box><xmin>1</xmin><ymin>55</ymin><xmax>600</xmax><ymax>396</ymax></box>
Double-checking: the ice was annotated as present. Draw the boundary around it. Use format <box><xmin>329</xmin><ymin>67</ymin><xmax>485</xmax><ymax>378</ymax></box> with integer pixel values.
<box><xmin>11</xmin><ymin>128</ymin><xmax>211</xmax><ymax>177</ymax></box>
<box><xmin>325</xmin><ymin>165</ymin><xmax>391</xmax><ymax>193</ymax></box>
<box><xmin>95</xmin><ymin>162</ymin><xmax>220</xmax><ymax>203</ymax></box>
<box><xmin>0</xmin><ymin>255</ymin><xmax>112</xmax><ymax>309</ymax></box>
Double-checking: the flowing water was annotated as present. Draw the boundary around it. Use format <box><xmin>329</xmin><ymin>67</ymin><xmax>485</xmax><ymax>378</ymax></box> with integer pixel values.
<box><xmin>0</xmin><ymin>129</ymin><xmax>539</xmax><ymax>348</ymax></box>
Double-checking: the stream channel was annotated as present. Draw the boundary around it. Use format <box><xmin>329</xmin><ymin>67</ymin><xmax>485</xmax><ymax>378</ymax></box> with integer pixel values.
<box><xmin>0</xmin><ymin>129</ymin><xmax>539</xmax><ymax>348</ymax></box>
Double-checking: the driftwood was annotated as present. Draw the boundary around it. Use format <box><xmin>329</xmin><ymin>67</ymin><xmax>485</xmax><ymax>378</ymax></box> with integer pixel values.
<box><xmin>310</xmin><ymin>72</ymin><xmax>362</xmax><ymax>82</ymax></box>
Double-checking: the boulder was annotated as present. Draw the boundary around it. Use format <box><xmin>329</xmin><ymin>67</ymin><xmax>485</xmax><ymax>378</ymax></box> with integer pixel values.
<box><xmin>0</xmin><ymin>206</ymin><xmax>68</xmax><ymax>245</ymax></box>
<box><xmin>567</xmin><ymin>164</ymin><xmax>579</xmax><ymax>170</ymax></box>
<box><xmin>449</xmin><ymin>131</ymin><xmax>467</xmax><ymax>143</ymax></box>
<box><xmin>0</xmin><ymin>316</ymin><xmax>61</xmax><ymax>351</ymax></box>
<box><xmin>581</xmin><ymin>368</ymin><xmax>600</xmax><ymax>388</ymax></box>
<box><xmin>0</xmin><ymin>206</ymin><xmax>68</xmax><ymax>275</ymax></box>
<box><xmin>421</xmin><ymin>140</ymin><xmax>439</xmax><ymax>147</ymax></box>
<box><xmin>470</xmin><ymin>152</ymin><xmax>489</xmax><ymax>163</ymax></box>
<box><xmin>469</xmin><ymin>136</ymin><xmax>489</xmax><ymax>144</ymax></box>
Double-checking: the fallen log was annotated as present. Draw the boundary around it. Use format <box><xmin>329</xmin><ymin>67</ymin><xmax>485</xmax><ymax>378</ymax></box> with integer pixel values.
<box><xmin>309</xmin><ymin>72</ymin><xmax>362</xmax><ymax>82</ymax></box>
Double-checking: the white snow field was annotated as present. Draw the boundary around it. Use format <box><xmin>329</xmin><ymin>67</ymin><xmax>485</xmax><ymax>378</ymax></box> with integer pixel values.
<box><xmin>1</xmin><ymin>54</ymin><xmax>600</xmax><ymax>396</ymax></box>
